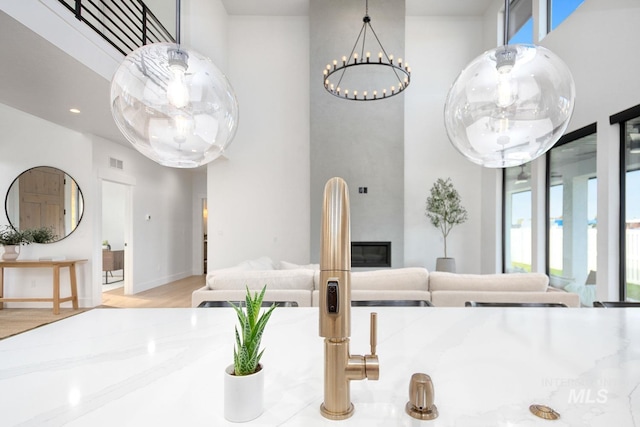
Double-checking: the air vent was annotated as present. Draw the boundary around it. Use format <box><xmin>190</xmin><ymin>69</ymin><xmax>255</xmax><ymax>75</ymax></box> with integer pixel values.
<box><xmin>109</xmin><ymin>157</ymin><xmax>124</xmax><ymax>170</ymax></box>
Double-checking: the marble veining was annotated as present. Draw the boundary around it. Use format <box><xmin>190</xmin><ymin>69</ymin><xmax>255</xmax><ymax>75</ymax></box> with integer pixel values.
<box><xmin>0</xmin><ymin>307</ymin><xmax>639</xmax><ymax>426</ymax></box>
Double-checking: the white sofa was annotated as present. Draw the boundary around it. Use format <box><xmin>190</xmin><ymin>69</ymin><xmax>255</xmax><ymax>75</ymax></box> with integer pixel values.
<box><xmin>192</xmin><ymin>257</ymin><xmax>580</xmax><ymax>308</ymax></box>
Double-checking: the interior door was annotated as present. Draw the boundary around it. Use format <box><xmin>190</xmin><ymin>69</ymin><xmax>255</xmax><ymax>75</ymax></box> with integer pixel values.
<box><xmin>18</xmin><ymin>167</ymin><xmax>65</xmax><ymax>237</ymax></box>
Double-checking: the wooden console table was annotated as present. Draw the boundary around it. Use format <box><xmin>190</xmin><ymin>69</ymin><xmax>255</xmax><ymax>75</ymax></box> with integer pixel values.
<box><xmin>0</xmin><ymin>259</ymin><xmax>86</xmax><ymax>315</ymax></box>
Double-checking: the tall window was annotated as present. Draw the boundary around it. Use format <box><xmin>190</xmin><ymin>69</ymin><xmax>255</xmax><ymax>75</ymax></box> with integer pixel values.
<box><xmin>549</xmin><ymin>0</ymin><xmax>585</xmax><ymax>31</ymax></box>
<box><xmin>623</xmin><ymin>117</ymin><xmax>640</xmax><ymax>302</ymax></box>
<box><xmin>503</xmin><ymin>165</ymin><xmax>532</xmax><ymax>272</ymax></box>
<box><xmin>546</xmin><ymin>126</ymin><xmax>597</xmax><ymax>306</ymax></box>
<box><xmin>508</xmin><ymin>0</ymin><xmax>533</xmax><ymax>44</ymax></box>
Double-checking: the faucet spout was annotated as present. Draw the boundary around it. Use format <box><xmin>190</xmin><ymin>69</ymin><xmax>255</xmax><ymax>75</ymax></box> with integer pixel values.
<box><xmin>319</xmin><ymin>177</ymin><xmax>379</xmax><ymax>420</ymax></box>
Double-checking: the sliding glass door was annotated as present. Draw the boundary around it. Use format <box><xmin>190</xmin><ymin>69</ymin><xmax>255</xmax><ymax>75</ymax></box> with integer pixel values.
<box><xmin>546</xmin><ymin>130</ymin><xmax>597</xmax><ymax>306</ymax></box>
<box><xmin>623</xmin><ymin>117</ymin><xmax>640</xmax><ymax>301</ymax></box>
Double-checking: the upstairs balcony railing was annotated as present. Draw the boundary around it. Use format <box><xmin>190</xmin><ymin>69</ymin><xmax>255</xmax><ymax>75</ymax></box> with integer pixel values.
<box><xmin>57</xmin><ymin>0</ymin><xmax>175</xmax><ymax>56</ymax></box>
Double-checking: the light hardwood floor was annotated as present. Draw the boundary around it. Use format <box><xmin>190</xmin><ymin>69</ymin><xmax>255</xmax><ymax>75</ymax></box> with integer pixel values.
<box><xmin>101</xmin><ymin>275</ymin><xmax>205</xmax><ymax>308</ymax></box>
<box><xmin>0</xmin><ymin>276</ymin><xmax>206</xmax><ymax>339</ymax></box>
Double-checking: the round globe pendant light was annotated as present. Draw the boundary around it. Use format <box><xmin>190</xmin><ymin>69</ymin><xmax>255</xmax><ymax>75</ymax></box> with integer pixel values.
<box><xmin>444</xmin><ymin>0</ymin><xmax>575</xmax><ymax>168</ymax></box>
<box><xmin>110</xmin><ymin>1</ymin><xmax>238</xmax><ymax>168</ymax></box>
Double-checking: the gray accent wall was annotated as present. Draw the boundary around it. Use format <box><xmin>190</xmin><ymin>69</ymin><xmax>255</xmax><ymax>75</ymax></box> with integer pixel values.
<box><xmin>310</xmin><ymin>0</ymin><xmax>405</xmax><ymax>267</ymax></box>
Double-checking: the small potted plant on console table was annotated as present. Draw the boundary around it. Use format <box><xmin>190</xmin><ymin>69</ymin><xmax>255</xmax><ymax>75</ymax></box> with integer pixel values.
<box><xmin>224</xmin><ymin>285</ymin><xmax>276</xmax><ymax>422</ymax></box>
<box><xmin>0</xmin><ymin>225</ymin><xmax>29</xmax><ymax>260</ymax></box>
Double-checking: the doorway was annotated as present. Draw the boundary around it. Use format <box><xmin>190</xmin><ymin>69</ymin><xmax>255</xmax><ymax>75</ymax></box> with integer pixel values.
<box><xmin>102</xmin><ymin>181</ymin><xmax>131</xmax><ymax>293</ymax></box>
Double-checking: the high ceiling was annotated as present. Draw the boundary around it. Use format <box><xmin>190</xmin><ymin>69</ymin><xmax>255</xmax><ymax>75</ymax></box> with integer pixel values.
<box><xmin>220</xmin><ymin>0</ymin><xmax>495</xmax><ymax>17</ymax></box>
<box><xmin>0</xmin><ymin>1</ymin><xmax>495</xmax><ymax>151</ymax></box>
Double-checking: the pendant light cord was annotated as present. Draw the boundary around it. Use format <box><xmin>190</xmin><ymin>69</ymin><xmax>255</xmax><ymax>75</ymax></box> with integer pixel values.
<box><xmin>175</xmin><ymin>0</ymin><xmax>181</xmax><ymax>45</ymax></box>
<box><xmin>503</xmin><ymin>0</ymin><xmax>510</xmax><ymax>46</ymax></box>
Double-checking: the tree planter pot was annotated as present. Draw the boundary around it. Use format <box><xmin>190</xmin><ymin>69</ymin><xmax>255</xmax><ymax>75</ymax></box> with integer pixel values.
<box><xmin>2</xmin><ymin>245</ymin><xmax>20</xmax><ymax>261</ymax></box>
<box><xmin>435</xmin><ymin>257</ymin><xmax>456</xmax><ymax>273</ymax></box>
<box><xmin>224</xmin><ymin>364</ymin><xmax>264</xmax><ymax>423</ymax></box>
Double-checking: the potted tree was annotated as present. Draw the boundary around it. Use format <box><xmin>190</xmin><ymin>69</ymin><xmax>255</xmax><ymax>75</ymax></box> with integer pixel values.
<box><xmin>425</xmin><ymin>178</ymin><xmax>468</xmax><ymax>272</ymax></box>
<box><xmin>224</xmin><ymin>285</ymin><xmax>276</xmax><ymax>422</ymax></box>
<box><xmin>0</xmin><ymin>225</ymin><xmax>30</xmax><ymax>260</ymax></box>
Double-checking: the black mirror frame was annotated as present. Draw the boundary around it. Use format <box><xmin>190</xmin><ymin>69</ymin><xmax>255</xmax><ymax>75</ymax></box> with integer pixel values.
<box><xmin>4</xmin><ymin>166</ymin><xmax>85</xmax><ymax>244</ymax></box>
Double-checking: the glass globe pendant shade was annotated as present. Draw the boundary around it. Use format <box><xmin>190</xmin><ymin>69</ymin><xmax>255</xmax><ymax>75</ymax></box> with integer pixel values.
<box><xmin>110</xmin><ymin>42</ymin><xmax>239</xmax><ymax>168</ymax></box>
<box><xmin>444</xmin><ymin>44</ymin><xmax>575</xmax><ymax>168</ymax></box>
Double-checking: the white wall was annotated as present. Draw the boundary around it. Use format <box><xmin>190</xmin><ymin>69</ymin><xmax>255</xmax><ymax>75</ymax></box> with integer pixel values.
<box><xmin>404</xmin><ymin>16</ymin><xmax>485</xmax><ymax>273</ymax></box>
<box><xmin>92</xmin><ymin>135</ymin><xmax>195</xmax><ymax>295</ymax></box>
<box><xmin>208</xmin><ymin>16</ymin><xmax>310</xmax><ymax>269</ymax></box>
<box><xmin>183</xmin><ymin>0</ymin><xmax>229</xmax><ymax>72</ymax></box>
<box><xmin>0</xmin><ymin>103</ymin><xmax>94</xmax><ymax>307</ymax></box>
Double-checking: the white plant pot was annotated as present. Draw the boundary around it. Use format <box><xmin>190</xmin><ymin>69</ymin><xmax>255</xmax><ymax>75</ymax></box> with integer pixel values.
<box><xmin>435</xmin><ymin>257</ymin><xmax>456</xmax><ymax>273</ymax></box>
<box><xmin>2</xmin><ymin>245</ymin><xmax>20</xmax><ymax>261</ymax></box>
<box><xmin>224</xmin><ymin>364</ymin><xmax>264</xmax><ymax>423</ymax></box>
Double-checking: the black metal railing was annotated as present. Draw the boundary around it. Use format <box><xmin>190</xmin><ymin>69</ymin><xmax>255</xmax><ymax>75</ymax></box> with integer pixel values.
<box><xmin>57</xmin><ymin>0</ymin><xmax>175</xmax><ymax>56</ymax></box>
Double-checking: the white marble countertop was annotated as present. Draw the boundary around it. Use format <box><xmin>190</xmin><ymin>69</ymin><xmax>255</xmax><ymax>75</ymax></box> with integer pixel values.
<box><xmin>1</xmin><ymin>307</ymin><xmax>639</xmax><ymax>426</ymax></box>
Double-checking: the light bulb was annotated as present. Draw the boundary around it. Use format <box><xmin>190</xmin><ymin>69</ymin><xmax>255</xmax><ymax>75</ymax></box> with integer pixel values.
<box><xmin>166</xmin><ymin>49</ymin><xmax>190</xmax><ymax>109</ymax></box>
<box><xmin>166</xmin><ymin>66</ymin><xmax>189</xmax><ymax>109</ymax></box>
<box><xmin>173</xmin><ymin>113</ymin><xmax>194</xmax><ymax>142</ymax></box>
<box><xmin>496</xmin><ymin>68</ymin><xmax>517</xmax><ymax>107</ymax></box>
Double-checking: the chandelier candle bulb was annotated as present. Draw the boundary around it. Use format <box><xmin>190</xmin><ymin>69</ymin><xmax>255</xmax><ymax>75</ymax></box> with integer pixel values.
<box><xmin>373</xmin><ymin>90</ymin><xmax>377</xmax><ymax>99</ymax></box>
<box><xmin>389</xmin><ymin>54</ymin><xmax>394</xmax><ymax>64</ymax></box>
<box><xmin>391</xmin><ymin>86</ymin><xmax>395</xmax><ymax>94</ymax></box>
<box><xmin>366</xmin><ymin>52</ymin><xmax>370</xmax><ymax>62</ymax></box>
<box><xmin>342</xmin><ymin>56</ymin><xmax>347</xmax><ymax>65</ymax></box>
<box><xmin>333</xmin><ymin>60</ymin><xmax>337</xmax><ymax>69</ymax></box>
<box><xmin>398</xmin><ymin>58</ymin><xmax>402</xmax><ymax>66</ymax></box>
<box><xmin>378</xmin><ymin>52</ymin><xmax>383</xmax><ymax>62</ymax></box>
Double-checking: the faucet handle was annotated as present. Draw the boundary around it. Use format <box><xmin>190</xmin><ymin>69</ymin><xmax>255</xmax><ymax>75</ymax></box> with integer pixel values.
<box><xmin>364</xmin><ymin>312</ymin><xmax>380</xmax><ymax>381</ymax></box>
<box><xmin>370</xmin><ymin>312</ymin><xmax>377</xmax><ymax>356</ymax></box>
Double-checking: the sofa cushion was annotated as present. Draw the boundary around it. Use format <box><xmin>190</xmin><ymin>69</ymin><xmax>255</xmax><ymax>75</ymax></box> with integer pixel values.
<box><xmin>350</xmin><ymin>268</ymin><xmax>429</xmax><ymax>291</ymax></box>
<box><xmin>207</xmin><ymin>269</ymin><xmax>314</xmax><ymax>291</ymax></box>
<box><xmin>279</xmin><ymin>260</ymin><xmax>320</xmax><ymax>270</ymax></box>
<box><xmin>236</xmin><ymin>256</ymin><xmax>275</xmax><ymax>271</ymax></box>
<box><xmin>430</xmin><ymin>290</ymin><xmax>579</xmax><ymax>307</ymax></box>
<box><xmin>429</xmin><ymin>272</ymin><xmax>549</xmax><ymax>292</ymax></box>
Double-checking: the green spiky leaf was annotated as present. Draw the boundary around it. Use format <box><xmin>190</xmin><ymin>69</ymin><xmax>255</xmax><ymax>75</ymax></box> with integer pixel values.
<box><xmin>229</xmin><ymin>285</ymin><xmax>276</xmax><ymax>376</ymax></box>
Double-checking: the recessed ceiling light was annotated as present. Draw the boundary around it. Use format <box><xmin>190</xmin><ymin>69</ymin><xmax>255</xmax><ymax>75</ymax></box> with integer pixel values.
<box><xmin>69</xmin><ymin>108</ymin><xmax>81</xmax><ymax>114</ymax></box>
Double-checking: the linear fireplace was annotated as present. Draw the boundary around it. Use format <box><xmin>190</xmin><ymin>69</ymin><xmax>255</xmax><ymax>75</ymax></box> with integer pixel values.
<box><xmin>351</xmin><ymin>241</ymin><xmax>391</xmax><ymax>268</ymax></box>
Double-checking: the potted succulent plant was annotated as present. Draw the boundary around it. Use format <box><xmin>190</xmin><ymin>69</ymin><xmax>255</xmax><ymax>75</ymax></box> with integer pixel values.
<box><xmin>224</xmin><ymin>285</ymin><xmax>276</xmax><ymax>423</ymax></box>
<box><xmin>425</xmin><ymin>178</ymin><xmax>468</xmax><ymax>272</ymax></box>
<box><xmin>0</xmin><ymin>225</ymin><xmax>30</xmax><ymax>260</ymax></box>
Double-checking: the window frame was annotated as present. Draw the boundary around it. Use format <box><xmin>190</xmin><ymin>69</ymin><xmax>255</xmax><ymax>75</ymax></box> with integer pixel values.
<box><xmin>610</xmin><ymin>104</ymin><xmax>640</xmax><ymax>301</ymax></box>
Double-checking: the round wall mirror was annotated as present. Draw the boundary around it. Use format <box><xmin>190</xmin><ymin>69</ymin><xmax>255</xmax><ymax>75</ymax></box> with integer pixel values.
<box><xmin>5</xmin><ymin>166</ymin><xmax>84</xmax><ymax>243</ymax></box>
